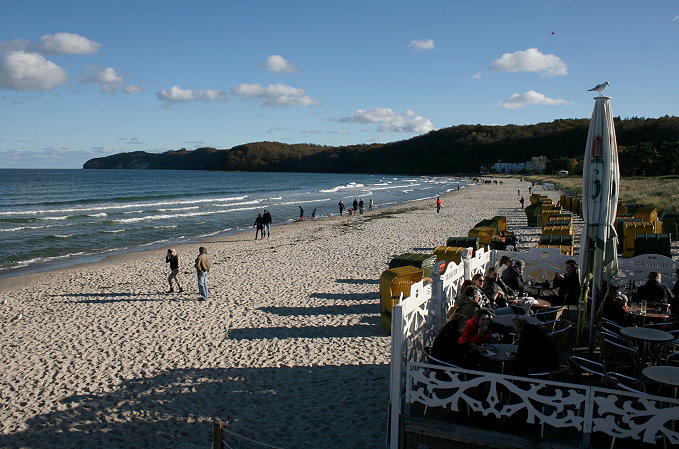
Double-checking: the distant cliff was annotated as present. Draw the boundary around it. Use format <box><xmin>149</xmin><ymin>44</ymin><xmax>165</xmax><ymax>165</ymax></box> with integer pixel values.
<box><xmin>83</xmin><ymin>116</ymin><xmax>679</xmax><ymax>176</ymax></box>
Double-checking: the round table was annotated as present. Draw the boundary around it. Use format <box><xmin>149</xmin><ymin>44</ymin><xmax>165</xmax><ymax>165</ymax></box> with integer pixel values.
<box><xmin>527</xmin><ymin>283</ymin><xmax>555</xmax><ymax>298</ymax></box>
<box><xmin>643</xmin><ymin>366</ymin><xmax>679</xmax><ymax>397</ymax></box>
<box><xmin>493</xmin><ymin>314</ymin><xmax>540</xmax><ymax>327</ymax></box>
<box><xmin>620</xmin><ymin>327</ymin><xmax>674</xmax><ymax>364</ymax></box>
<box><xmin>481</xmin><ymin>343</ymin><xmax>518</xmax><ymax>363</ymax></box>
<box><xmin>626</xmin><ymin>306</ymin><xmax>670</xmax><ymax>323</ymax></box>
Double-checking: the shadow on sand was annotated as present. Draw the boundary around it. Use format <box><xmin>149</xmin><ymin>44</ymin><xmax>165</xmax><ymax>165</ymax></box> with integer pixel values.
<box><xmin>0</xmin><ymin>365</ymin><xmax>389</xmax><ymax>449</ymax></box>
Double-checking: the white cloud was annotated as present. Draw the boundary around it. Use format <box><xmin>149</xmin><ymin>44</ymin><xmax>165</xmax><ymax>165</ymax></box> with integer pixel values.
<box><xmin>38</xmin><ymin>32</ymin><xmax>101</xmax><ymax>55</ymax></box>
<box><xmin>232</xmin><ymin>83</ymin><xmax>317</xmax><ymax>107</ymax></box>
<box><xmin>338</xmin><ymin>107</ymin><xmax>435</xmax><ymax>133</ymax></box>
<box><xmin>490</xmin><ymin>48</ymin><xmax>568</xmax><ymax>76</ymax></box>
<box><xmin>157</xmin><ymin>85</ymin><xmax>227</xmax><ymax>103</ymax></box>
<box><xmin>498</xmin><ymin>90</ymin><xmax>572</xmax><ymax>109</ymax></box>
<box><xmin>472</xmin><ymin>72</ymin><xmax>482</xmax><ymax>79</ymax></box>
<box><xmin>262</xmin><ymin>54</ymin><xmax>297</xmax><ymax>73</ymax></box>
<box><xmin>673</xmin><ymin>15</ymin><xmax>679</xmax><ymax>22</ymax></box>
<box><xmin>0</xmin><ymin>33</ymin><xmax>101</xmax><ymax>56</ymax></box>
<box><xmin>302</xmin><ymin>129</ymin><xmax>349</xmax><ymax>135</ymax></box>
<box><xmin>81</xmin><ymin>66</ymin><xmax>142</xmax><ymax>94</ymax></box>
<box><xmin>0</xmin><ymin>51</ymin><xmax>68</xmax><ymax>90</ymax></box>
<box><xmin>408</xmin><ymin>39</ymin><xmax>435</xmax><ymax>51</ymax></box>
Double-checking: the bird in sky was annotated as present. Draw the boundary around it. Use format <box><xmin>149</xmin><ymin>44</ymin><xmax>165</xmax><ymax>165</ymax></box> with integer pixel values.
<box><xmin>588</xmin><ymin>81</ymin><xmax>609</xmax><ymax>95</ymax></box>
<box><xmin>550</xmin><ymin>31</ymin><xmax>555</xmax><ymax>35</ymax></box>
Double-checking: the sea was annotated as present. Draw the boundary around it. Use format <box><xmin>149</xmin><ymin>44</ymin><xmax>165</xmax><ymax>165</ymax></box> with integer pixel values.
<box><xmin>0</xmin><ymin>169</ymin><xmax>473</xmax><ymax>278</ymax></box>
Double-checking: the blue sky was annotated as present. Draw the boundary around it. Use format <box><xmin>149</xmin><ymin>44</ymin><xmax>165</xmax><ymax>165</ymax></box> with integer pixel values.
<box><xmin>1</xmin><ymin>0</ymin><xmax>677</xmax><ymax>168</ymax></box>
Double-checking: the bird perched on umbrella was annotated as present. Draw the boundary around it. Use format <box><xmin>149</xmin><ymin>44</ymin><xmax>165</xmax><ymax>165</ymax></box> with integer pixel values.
<box><xmin>588</xmin><ymin>81</ymin><xmax>609</xmax><ymax>96</ymax></box>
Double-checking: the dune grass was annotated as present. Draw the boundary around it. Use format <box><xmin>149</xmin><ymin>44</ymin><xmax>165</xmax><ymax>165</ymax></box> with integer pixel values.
<box><xmin>525</xmin><ymin>175</ymin><xmax>679</xmax><ymax>215</ymax></box>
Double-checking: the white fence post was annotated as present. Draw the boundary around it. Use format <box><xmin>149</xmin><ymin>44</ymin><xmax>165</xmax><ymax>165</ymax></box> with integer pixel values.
<box><xmin>389</xmin><ymin>299</ymin><xmax>404</xmax><ymax>449</ymax></box>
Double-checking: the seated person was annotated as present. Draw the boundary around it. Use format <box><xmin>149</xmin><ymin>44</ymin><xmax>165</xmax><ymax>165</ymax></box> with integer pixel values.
<box><xmin>431</xmin><ymin>313</ymin><xmax>475</xmax><ymax>367</ymax></box>
<box><xmin>459</xmin><ymin>309</ymin><xmax>495</xmax><ymax>345</ymax></box>
<box><xmin>501</xmin><ymin>259</ymin><xmax>529</xmax><ymax>296</ymax></box>
<box><xmin>635</xmin><ymin>272</ymin><xmax>674</xmax><ymax>305</ymax></box>
<box><xmin>472</xmin><ymin>273</ymin><xmax>491</xmax><ymax>308</ymax></box>
<box><xmin>496</xmin><ymin>255</ymin><xmax>512</xmax><ymax>278</ymax></box>
<box><xmin>552</xmin><ymin>259</ymin><xmax>581</xmax><ymax>305</ymax></box>
<box><xmin>483</xmin><ymin>266</ymin><xmax>515</xmax><ymax>306</ymax></box>
<box><xmin>508</xmin><ymin>317</ymin><xmax>559</xmax><ymax>376</ymax></box>
<box><xmin>454</xmin><ymin>285</ymin><xmax>482</xmax><ymax>321</ymax></box>
<box><xmin>601</xmin><ymin>288</ymin><xmax>634</xmax><ymax>327</ymax></box>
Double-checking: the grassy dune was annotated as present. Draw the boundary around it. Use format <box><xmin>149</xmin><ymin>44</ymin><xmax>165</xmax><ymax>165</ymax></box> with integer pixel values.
<box><xmin>526</xmin><ymin>175</ymin><xmax>679</xmax><ymax>215</ymax></box>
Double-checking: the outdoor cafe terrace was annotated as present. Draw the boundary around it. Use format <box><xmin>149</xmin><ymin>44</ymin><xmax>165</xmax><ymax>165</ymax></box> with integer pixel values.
<box><xmin>387</xmin><ymin>247</ymin><xmax>679</xmax><ymax>449</ymax></box>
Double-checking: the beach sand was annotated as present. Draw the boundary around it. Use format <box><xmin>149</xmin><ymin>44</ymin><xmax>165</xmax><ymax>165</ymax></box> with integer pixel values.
<box><xmin>0</xmin><ymin>178</ymin><xmax>565</xmax><ymax>448</ymax></box>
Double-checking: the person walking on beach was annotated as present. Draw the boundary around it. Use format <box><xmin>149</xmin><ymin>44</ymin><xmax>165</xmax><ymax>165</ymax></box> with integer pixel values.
<box><xmin>338</xmin><ymin>200</ymin><xmax>344</xmax><ymax>215</ymax></box>
<box><xmin>312</xmin><ymin>208</ymin><xmax>317</xmax><ymax>220</ymax></box>
<box><xmin>195</xmin><ymin>247</ymin><xmax>211</xmax><ymax>300</ymax></box>
<box><xmin>165</xmin><ymin>248</ymin><xmax>183</xmax><ymax>293</ymax></box>
<box><xmin>299</xmin><ymin>206</ymin><xmax>304</xmax><ymax>220</ymax></box>
<box><xmin>359</xmin><ymin>199</ymin><xmax>364</xmax><ymax>214</ymax></box>
<box><xmin>519</xmin><ymin>197</ymin><xmax>525</xmax><ymax>209</ymax></box>
<box><xmin>262</xmin><ymin>209</ymin><xmax>272</xmax><ymax>238</ymax></box>
<box><xmin>436</xmin><ymin>197</ymin><xmax>442</xmax><ymax>213</ymax></box>
<box><xmin>352</xmin><ymin>198</ymin><xmax>358</xmax><ymax>212</ymax></box>
<box><xmin>253</xmin><ymin>213</ymin><xmax>264</xmax><ymax>240</ymax></box>
<box><xmin>369</xmin><ymin>198</ymin><xmax>374</xmax><ymax>211</ymax></box>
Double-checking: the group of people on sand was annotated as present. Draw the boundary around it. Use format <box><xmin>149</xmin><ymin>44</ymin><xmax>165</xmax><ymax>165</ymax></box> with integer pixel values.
<box><xmin>338</xmin><ymin>198</ymin><xmax>373</xmax><ymax>216</ymax></box>
<box><xmin>253</xmin><ymin>209</ymin><xmax>272</xmax><ymax>239</ymax></box>
<box><xmin>165</xmin><ymin>246</ymin><xmax>211</xmax><ymax>301</ymax></box>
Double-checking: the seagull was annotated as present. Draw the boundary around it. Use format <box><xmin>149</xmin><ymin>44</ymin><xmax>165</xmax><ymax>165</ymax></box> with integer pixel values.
<box><xmin>588</xmin><ymin>81</ymin><xmax>609</xmax><ymax>96</ymax></box>
<box><xmin>11</xmin><ymin>312</ymin><xmax>23</xmax><ymax>322</ymax></box>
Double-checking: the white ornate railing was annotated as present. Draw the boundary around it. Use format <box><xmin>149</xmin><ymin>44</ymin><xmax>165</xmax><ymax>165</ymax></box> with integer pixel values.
<box><xmin>388</xmin><ymin>248</ymin><xmax>679</xmax><ymax>449</ymax></box>
<box><xmin>406</xmin><ymin>362</ymin><xmax>679</xmax><ymax>446</ymax></box>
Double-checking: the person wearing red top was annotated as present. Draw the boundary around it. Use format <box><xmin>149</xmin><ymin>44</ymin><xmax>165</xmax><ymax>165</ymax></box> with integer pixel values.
<box><xmin>459</xmin><ymin>309</ymin><xmax>494</xmax><ymax>345</ymax></box>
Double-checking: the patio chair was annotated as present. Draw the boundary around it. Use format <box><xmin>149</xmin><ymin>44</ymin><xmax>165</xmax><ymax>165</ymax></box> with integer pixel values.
<box><xmin>548</xmin><ymin>323</ymin><xmax>573</xmax><ymax>364</ymax></box>
<box><xmin>423</xmin><ymin>346</ymin><xmax>459</xmax><ymax>369</ymax></box>
<box><xmin>568</xmin><ymin>355</ymin><xmax>606</xmax><ymax>386</ymax></box>
<box><xmin>604</xmin><ymin>371</ymin><xmax>646</xmax><ymax>394</ymax></box>
<box><xmin>600</xmin><ymin>319</ymin><xmax>624</xmax><ymax>335</ymax></box>
<box><xmin>664</xmin><ymin>352</ymin><xmax>679</xmax><ymax>366</ymax></box>
<box><xmin>596</xmin><ymin>329</ymin><xmax>634</xmax><ymax>348</ymax></box>
<box><xmin>525</xmin><ymin>364</ymin><xmax>569</xmax><ymax>381</ymax></box>
<box><xmin>600</xmin><ymin>338</ymin><xmax>641</xmax><ymax>378</ymax></box>
<box><xmin>534</xmin><ymin>306</ymin><xmax>565</xmax><ymax>323</ymax></box>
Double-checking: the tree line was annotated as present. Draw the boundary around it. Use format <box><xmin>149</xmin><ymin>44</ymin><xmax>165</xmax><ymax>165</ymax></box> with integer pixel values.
<box><xmin>83</xmin><ymin>116</ymin><xmax>679</xmax><ymax>175</ymax></box>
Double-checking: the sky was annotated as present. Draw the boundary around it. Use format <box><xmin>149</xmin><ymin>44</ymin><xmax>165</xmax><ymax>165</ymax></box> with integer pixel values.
<box><xmin>0</xmin><ymin>0</ymin><xmax>678</xmax><ymax>169</ymax></box>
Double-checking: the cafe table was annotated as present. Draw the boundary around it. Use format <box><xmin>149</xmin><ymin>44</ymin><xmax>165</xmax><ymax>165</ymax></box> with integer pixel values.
<box><xmin>620</xmin><ymin>327</ymin><xmax>674</xmax><ymax>365</ymax></box>
<box><xmin>480</xmin><ymin>343</ymin><xmax>518</xmax><ymax>373</ymax></box>
<box><xmin>527</xmin><ymin>282</ymin><xmax>556</xmax><ymax>298</ymax></box>
<box><xmin>626</xmin><ymin>306</ymin><xmax>671</xmax><ymax>324</ymax></box>
<box><xmin>643</xmin><ymin>366</ymin><xmax>679</xmax><ymax>398</ymax></box>
<box><xmin>493</xmin><ymin>314</ymin><xmax>540</xmax><ymax>327</ymax></box>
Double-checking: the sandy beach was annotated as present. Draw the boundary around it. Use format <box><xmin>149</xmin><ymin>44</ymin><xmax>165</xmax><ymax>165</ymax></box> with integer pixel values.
<box><xmin>0</xmin><ymin>178</ymin><xmax>564</xmax><ymax>449</ymax></box>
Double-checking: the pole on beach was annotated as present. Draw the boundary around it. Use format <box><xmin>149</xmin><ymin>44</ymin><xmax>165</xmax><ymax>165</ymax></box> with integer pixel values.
<box><xmin>578</xmin><ymin>96</ymin><xmax>620</xmax><ymax>351</ymax></box>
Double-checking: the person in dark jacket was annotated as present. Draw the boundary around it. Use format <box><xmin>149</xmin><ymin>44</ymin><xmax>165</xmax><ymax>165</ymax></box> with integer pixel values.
<box><xmin>552</xmin><ymin>259</ymin><xmax>581</xmax><ymax>305</ymax></box>
<box><xmin>454</xmin><ymin>285</ymin><xmax>482</xmax><ymax>321</ymax></box>
<box><xmin>165</xmin><ymin>248</ymin><xmax>183</xmax><ymax>293</ymax></box>
<box><xmin>253</xmin><ymin>213</ymin><xmax>264</xmax><ymax>240</ymax></box>
<box><xmin>262</xmin><ymin>209</ymin><xmax>272</xmax><ymax>238</ymax></box>
<box><xmin>431</xmin><ymin>314</ymin><xmax>467</xmax><ymax>366</ymax></box>
<box><xmin>502</xmin><ymin>259</ymin><xmax>529</xmax><ymax>296</ymax></box>
<box><xmin>672</xmin><ymin>269</ymin><xmax>679</xmax><ymax>316</ymax></box>
<box><xmin>509</xmin><ymin>317</ymin><xmax>559</xmax><ymax>376</ymax></box>
<box><xmin>635</xmin><ymin>272</ymin><xmax>674</xmax><ymax>305</ymax></box>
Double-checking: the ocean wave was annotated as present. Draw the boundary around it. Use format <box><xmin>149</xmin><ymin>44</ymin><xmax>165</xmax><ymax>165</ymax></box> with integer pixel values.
<box><xmin>37</xmin><ymin>215</ymin><xmax>69</xmax><ymax>221</ymax></box>
<box><xmin>0</xmin><ymin>195</ymin><xmax>249</xmax><ymax>217</ymax></box>
<box><xmin>102</xmin><ymin>229</ymin><xmax>126</xmax><ymax>234</ymax></box>
<box><xmin>152</xmin><ymin>225</ymin><xmax>178</xmax><ymax>229</ymax></box>
<box><xmin>319</xmin><ymin>182</ymin><xmax>364</xmax><ymax>193</ymax></box>
<box><xmin>157</xmin><ymin>206</ymin><xmax>200</xmax><ymax>212</ymax></box>
<box><xmin>52</xmin><ymin>234</ymin><xmax>74</xmax><ymax>239</ymax></box>
<box><xmin>0</xmin><ymin>224</ymin><xmax>53</xmax><ymax>232</ymax></box>
<box><xmin>87</xmin><ymin>212</ymin><xmax>108</xmax><ymax>217</ymax></box>
<box><xmin>112</xmin><ymin>205</ymin><xmax>264</xmax><ymax>224</ymax></box>
<box><xmin>276</xmin><ymin>198</ymin><xmax>331</xmax><ymax>206</ymax></box>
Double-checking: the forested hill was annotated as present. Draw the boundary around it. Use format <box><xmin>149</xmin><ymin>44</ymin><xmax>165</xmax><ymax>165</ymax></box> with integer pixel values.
<box><xmin>83</xmin><ymin>116</ymin><xmax>679</xmax><ymax>176</ymax></box>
